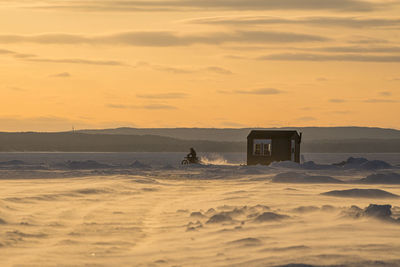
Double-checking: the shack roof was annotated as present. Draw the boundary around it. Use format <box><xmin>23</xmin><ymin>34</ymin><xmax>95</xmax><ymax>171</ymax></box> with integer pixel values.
<box><xmin>247</xmin><ymin>130</ymin><xmax>300</xmax><ymax>139</ymax></box>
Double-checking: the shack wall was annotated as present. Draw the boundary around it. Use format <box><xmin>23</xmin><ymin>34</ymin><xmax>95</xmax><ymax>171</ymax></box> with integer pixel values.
<box><xmin>247</xmin><ymin>130</ymin><xmax>301</xmax><ymax>165</ymax></box>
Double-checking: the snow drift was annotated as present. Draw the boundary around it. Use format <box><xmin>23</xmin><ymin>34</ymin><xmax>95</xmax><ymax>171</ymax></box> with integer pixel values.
<box><xmin>322</xmin><ymin>189</ymin><xmax>399</xmax><ymax>199</ymax></box>
<box><xmin>272</xmin><ymin>172</ymin><xmax>344</xmax><ymax>184</ymax></box>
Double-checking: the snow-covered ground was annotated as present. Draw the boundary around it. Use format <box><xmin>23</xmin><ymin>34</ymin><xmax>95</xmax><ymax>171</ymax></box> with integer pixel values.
<box><xmin>1</xmin><ymin>153</ymin><xmax>400</xmax><ymax>266</ymax></box>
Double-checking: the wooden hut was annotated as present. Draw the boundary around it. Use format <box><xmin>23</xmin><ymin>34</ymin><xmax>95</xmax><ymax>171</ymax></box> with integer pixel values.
<box><xmin>247</xmin><ymin>130</ymin><xmax>302</xmax><ymax>165</ymax></box>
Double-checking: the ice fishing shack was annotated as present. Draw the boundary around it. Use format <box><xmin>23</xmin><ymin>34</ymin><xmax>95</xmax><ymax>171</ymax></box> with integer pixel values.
<box><xmin>247</xmin><ymin>130</ymin><xmax>302</xmax><ymax>165</ymax></box>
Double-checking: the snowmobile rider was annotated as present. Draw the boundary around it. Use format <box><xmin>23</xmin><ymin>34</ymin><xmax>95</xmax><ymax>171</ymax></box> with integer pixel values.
<box><xmin>187</xmin><ymin>147</ymin><xmax>198</xmax><ymax>162</ymax></box>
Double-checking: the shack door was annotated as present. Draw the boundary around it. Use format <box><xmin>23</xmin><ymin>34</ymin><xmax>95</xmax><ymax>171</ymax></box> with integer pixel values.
<box><xmin>291</xmin><ymin>139</ymin><xmax>295</xmax><ymax>161</ymax></box>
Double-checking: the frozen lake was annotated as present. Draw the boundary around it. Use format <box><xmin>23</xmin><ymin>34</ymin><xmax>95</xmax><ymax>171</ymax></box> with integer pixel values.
<box><xmin>0</xmin><ymin>152</ymin><xmax>399</xmax><ymax>166</ymax></box>
<box><xmin>0</xmin><ymin>152</ymin><xmax>399</xmax><ymax>266</ymax></box>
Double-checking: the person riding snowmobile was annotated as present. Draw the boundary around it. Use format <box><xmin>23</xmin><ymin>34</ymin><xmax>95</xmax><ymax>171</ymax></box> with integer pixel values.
<box><xmin>186</xmin><ymin>147</ymin><xmax>198</xmax><ymax>163</ymax></box>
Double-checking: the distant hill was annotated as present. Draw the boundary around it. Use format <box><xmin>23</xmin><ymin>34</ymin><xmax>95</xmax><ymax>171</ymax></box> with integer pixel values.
<box><xmin>77</xmin><ymin>127</ymin><xmax>400</xmax><ymax>142</ymax></box>
<box><xmin>303</xmin><ymin>139</ymin><xmax>400</xmax><ymax>153</ymax></box>
<box><xmin>0</xmin><ymin>128</ymin><xmax>399</xmax><ymax>152</ymax></box>
<box><xmin>0</xmin><ymin>132</ymin><xmax>244</xmax><ymax>152</ymax></box>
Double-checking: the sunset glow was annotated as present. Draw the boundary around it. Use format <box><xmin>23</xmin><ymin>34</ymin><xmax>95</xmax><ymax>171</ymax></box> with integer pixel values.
<box><xmin>1</xmin><ymin>0</ymin><xmax>399</xmax><ymax>131</ymax></box>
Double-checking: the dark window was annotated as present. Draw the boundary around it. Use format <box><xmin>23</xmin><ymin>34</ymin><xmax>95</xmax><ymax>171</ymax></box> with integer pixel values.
<box><xmin>253</xmin><ymin>139</ymin><xmax>272</xmax><ymax>156</ymax></box>
<box><xmin>254</xmin><ymin>144</ymin><xmax>261</xmax><ymax>155</ymax></box>
<box><xmin>263</xmin><ymin>143</ymin><xmax>271</xmax><ymax>156</ymax></box>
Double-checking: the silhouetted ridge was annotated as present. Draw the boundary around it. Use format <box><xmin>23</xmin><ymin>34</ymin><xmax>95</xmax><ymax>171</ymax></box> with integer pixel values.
<box><xmin>0</xmin><ymin>132</ymin><xmax>243</xmax><ymax>152</ymax></box>
<box><xmin>0</xmin><ymin>129</ymin><xmax>399</xmax><ymax>152</ymax></box>
<box><xmin>77</xmin><ymin>126</ymin><xmax>400</xmax><ymax>141</ymax></box>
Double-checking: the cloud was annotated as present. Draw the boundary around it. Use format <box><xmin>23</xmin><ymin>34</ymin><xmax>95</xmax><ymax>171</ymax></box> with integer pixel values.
<box><xmin>26</xmin><ymin>58</ymin><xmax>127</xmax><ymax>66</ymax></box>
<box><xmin>224</xmin><ymin>44</ymin><xmax>400</xmax><ymax>54</ymax></box>
<box><xmin>185</xmin><ymin>16</ymin><xmax>400</xmax><ymax>28</ymax></box>
<box><xmin>0</xmin><ymin>48</ymin><xmax>36</xmax><ymax>58</ymax></box>
<box><xmin>136</xmin><ymin>92</ymin><xmax>188</xmax><ymax>99</ymax></box>
<box><xmin>217</xmin><ymin>88</ymin><xmax>284</xmax><ymax>95</ymax></box>
<box><xmin>135</xmin><ymin>61</ymin><xmax>233</xmax><ymax>75</ymax></box>
<box><xmin>142</xmin><ymin>104</ymin><xmax>177</xmax><ymax>110</ymax></box>
<box><xmin>348</xmin><ymin>36</ymin><xmax>390</xmax><ymax>44</ymax></box>
<box><xmin>107</xmin><ymin>104</ymin><xmax>131</xmax><ymax>109</ymax></box>
<box><xmin>233</xmin><ymin>88</ymin><xmax>285</xmax><ymax>95</ymax></box>
<box><xmin>0</xmin><ymin>33</ymin><xmax>88</xmax><ymax>44</ymax></box>
<box><xmin>150</xmin><ymin>64</ymin><xmax>194</xmax><ymax>74</ymax></box>
<box><xmin>30</xmin><ymin>0</ymin><xmax>384</xmax><ymax>12</ymax></box>
<box><xmin>312</xmin><ymin>45</ymin><xmax>400</xmax><ymax>53</ymax></box>
<box><xmin>204</xmin><ymin>66</ymin><xmax>233</xmax><ymax>75</ymax></box>
<box><xmin>329</xmin><ymin>98</ymin><xmax>346</xmax><ymax>103</ymax></box>
<box><xmin>107</xmin><ymin>103</ymin><xmax>177</xmax><ymax>110</ymax></box>
<box><xmin>0</xmin><ymin>30</ymin><xmax>328</xmax><ymax>47</ymax></box>
<box><xmin>258</xmin><ymin>53</ymin><xmax>400</xmax><ymax>62</ymax></box>
<box><xmin>330</xmin><ymin>110</ymin><xmax>353</xmax><ymax>114</ymax></box>
<box><xmin>230</xmin><ymin>31</ymin><xmax>328</xmax><ymax>43</ymax></box>
<box><xmin>364</xmin><ymin>98</ymin><xmax>398</xmax><ymax>103</ymax></box>
<box><xmin>7</xmin><ymin>86</ymin><xmax>26</xmax><ymax>92</ymax></box>
<box><xmin>13</xmin><ymin>53</ymin><xmax>37</xmax><ymax>58</ymax></box>
<box><xmin>0</xmin><ymin>48</ymin><xmax>15</xmax><ymax>55</ymax></box>
<box><xmin>50</xmin><ymin>72</ymin><xmax>71</xmax><ymax>77</ymax></box>
<box><xmin>0</xmin><ymin>47</ymin><xmax>127</xmax><ymax>67</ymax></box>
<box><xmin>379</xmin><ymin>91</ymin><xmax>392</xmax><ymax>96</ymax></box>
<box><xmin>2</xmin><ymin>48</ymin><xmax>230</xmax><ymax>72</ymax></box>
<box><xmin>224</xmin><ymin>54</ymin><xmax>246</xmax><ymax>60</ymax></box>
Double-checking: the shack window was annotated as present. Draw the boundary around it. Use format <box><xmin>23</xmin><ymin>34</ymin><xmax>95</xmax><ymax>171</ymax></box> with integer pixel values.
<box><xmin>253</xmin><ymin>139</ymin><xmax>272</xmax><ymax>156</ymax></box>
<box><xmin>254</xmin><ymin>144</ymin><xmax>261</xmax><ymax>155</ymax></box>
<box><xmin>263</xmin><ymin>143</ymin><xmax>271</xmax><ymax>156</ymax></box>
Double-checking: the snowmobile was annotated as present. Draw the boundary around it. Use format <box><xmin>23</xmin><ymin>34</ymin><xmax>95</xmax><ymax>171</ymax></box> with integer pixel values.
<box><xmin>181</xmin><ymin>156</ymin><xmax>200</xmax><ymax>165</ymax></box>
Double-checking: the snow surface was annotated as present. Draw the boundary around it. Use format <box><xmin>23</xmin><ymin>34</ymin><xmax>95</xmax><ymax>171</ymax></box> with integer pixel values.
<box><xmin>0</xmin><ymin>152</ymin><xmax>400</xmax><ymax>266</ymax></box>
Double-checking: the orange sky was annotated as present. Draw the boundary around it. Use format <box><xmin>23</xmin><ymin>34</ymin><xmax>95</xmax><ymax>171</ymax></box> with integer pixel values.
<box><xmin>0</xmin><ymin>0</ymin><xmax>399</xmax><ymax>131</ymax></box>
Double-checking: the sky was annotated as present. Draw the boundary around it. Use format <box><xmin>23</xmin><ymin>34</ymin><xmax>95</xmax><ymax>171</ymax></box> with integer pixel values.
<box><xmin>0</xmin><ymin>0</ymin><xmax>399</xmax><ymax>131</ymax></box>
